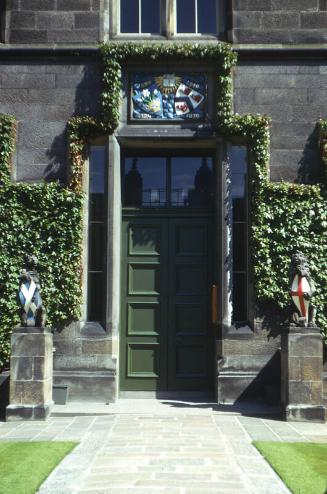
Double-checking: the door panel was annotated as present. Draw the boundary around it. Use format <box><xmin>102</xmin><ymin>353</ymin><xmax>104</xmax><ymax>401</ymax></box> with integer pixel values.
<box><xmin>175</xmin><ymin>304</ymin><xmax>206</xmax><ymax>334</ymax></box>
<box><xmin>167</xmin><ymin>218</ymin><xmax>213</xmax><ymax>391</ymax></box>
<box><xmin>128</xmin><ymin>262</ymin><xmax>161</xmax><ymax>295</ymax></box>
<box><xmin>176</xmin><ymin>345</ymin><xmax>206</xmax><ymax>377</ymax></box>
<box><xmin>128</xmin><ymin>302</ymin><xmax>160</xmax><ymax>335</ymax></box>
<box><xmin>127</xmin><ymin>343</ymin><xmax>160</xmax><ymax>378</ymax></box>
<box><xmin>120</xmin><ymin>219</ymin><xmax>168</xmax><ymax>391</ymax></box>
<box><xmin>128</xmin><ymin>225</ymin><xmax>161</xmax><ymax>255</ymax></box>
<box><xmin>120</xmin><ymin>216</ymin><xmax>213</xmax><ymax>392</ymax></box>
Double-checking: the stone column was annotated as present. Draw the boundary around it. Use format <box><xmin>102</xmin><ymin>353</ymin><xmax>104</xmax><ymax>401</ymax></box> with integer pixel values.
<box><xmin>6</xmin><ymin>327</ymin><xmax>53</xmax><ymax>421</ymax></box>
<box><xmin>281</xmin><ymin>326</ymin><xmax>326</xmax><ymax>423</ymax></box>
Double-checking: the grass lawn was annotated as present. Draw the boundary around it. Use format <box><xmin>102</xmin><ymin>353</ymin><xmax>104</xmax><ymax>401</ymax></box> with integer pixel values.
<box><xmin>0</xmin><ymin>441</ymin><xmax>78</xmax><ymax>494</ymax></box>
<box><xmin>253</xmin><ymin>441</ymin><xmax>327</xmax><ymax>494</ymax></box>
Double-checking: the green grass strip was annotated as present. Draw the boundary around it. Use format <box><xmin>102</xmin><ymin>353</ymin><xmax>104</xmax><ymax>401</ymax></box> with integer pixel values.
<box><xmin>0</xmin><ymin>441</ymin><xmax>78</xmax><ymax>494</ymax></box>
<box><xmin>253</xmin><ymin>441</ymin><xmax>327</xmax><ymax>494</ymax></box>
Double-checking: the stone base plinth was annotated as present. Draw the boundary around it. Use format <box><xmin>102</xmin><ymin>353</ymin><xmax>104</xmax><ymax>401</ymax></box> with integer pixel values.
<box><xmin>282</xmin><ymin>326</ymin><xmax>326</xmax><ymax>423</ymax></box>
<box><xmin>6</xmin><ymin>327</ymin><xmax>54</xmax><ymax>421</ymax></box>
<box><xmin>286</xmin><ymin>405</ymin><xmax>326</xmax><ymax>423</ymax></box>
<box><xmin>6</xmin><ymin>402</ymin><xmax>53</xmax><ymax>421</ymax></box>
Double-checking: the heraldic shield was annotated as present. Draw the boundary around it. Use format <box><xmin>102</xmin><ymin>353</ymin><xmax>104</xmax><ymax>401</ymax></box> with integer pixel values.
<box><xmin>18</xmin><ymin>255</ymin><xmax>46</xmax><ymax>327</ymax></box>
<box><xmin>18</xmin><ymin>278</ymin><xmax>42</xmax><ymax>326</ymax></box>
<box><xmin>290</xmin><ymin>274</ymin><xmax>312</xmax><ymax>325</ymax></box>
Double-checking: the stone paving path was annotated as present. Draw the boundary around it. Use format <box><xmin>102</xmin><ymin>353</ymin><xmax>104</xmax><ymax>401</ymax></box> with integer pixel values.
<box><xmin>1</xmin><ymin>400</ymin><xmax>327</xmax><ymax>493</ymax></box>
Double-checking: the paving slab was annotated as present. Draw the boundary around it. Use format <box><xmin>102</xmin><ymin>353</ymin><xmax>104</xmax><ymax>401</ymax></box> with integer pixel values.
<box><xmin>1</xmin><ymin>399</ymin><xmax>326</xmax><ymax>492</ymax></box>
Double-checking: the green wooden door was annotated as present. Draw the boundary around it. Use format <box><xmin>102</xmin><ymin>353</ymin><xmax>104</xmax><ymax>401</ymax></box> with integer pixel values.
<box><xmin>120</xmin><ymin>215</ymin><xmax>213</xmax><ymax>392</ymax></box>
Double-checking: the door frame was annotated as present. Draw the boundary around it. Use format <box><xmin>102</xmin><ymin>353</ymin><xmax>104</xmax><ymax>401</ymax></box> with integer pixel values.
<box><xmin>105</xmin><ymin>135</ymin><xmax>226</xmax><ymax>399</ymax></box>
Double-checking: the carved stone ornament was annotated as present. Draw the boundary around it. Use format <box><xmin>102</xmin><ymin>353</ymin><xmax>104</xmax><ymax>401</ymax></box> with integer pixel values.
<box><xmin>289</xmin><ymin>250</ymin><xmax>316</xmax><ymax>327</ymax></box>
<box><xmin>18</xmin><ymin>255</ymin><xmax>47</xmax><ymax>327</ymax></box>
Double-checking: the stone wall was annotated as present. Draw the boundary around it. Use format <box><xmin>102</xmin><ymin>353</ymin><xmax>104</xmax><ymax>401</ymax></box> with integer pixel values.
<box><xmin>53</xmin><ymin>324</ymin><xmax>116</xmax><ymax>403</ymax></box>
<box><xmin>234</xmin><ymin>60</ymin><xmax>327</xmax><ymax>182</ymax></box>
<box><xmin>0</xmin><ymin>58</ymin><xmax>323</xmax><ymax>184</ymax></box>
<box><xmin>218</xmin><ymin>333</ymin><xmax>281</xmax><ymax>405</ymax></box>
<box><xmin>6</xmin><ymin>0</ymin><xmax>102</xmax><ymax>44</ymax></box>
<box><xmin>0</xmin><ymin>58</ymin><xmax>101</xmax><ymax>182</ymax></box>
<box><xmin>4</xmin><ymin>1</ymin><xmax>327</xmax><ymax>45</ymax></box>
<box><xmin>229</xmin><ymin>0</ymin><xmax>327</xmax><ymax>44</ymax></box>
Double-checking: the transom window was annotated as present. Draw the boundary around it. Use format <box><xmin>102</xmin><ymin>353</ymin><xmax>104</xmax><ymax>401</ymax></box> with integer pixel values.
<box><xmin>123</xmin><ymin>154</ymin><xmax>214</xmax><ymax>207</ymax></box>
<box><xmin>120</xmin><ymin>0</ymin><xmax>161</xmax><ymax>34</ymax></box>
<box><xmin>118</xmin><ymin>0</ymin><xmax>220</xmax><ymax>36</ymax></box>
<box><xmin>176</xmin><ymin>0</ymin><xmax>217</xmax><ymax>34</ymax></box>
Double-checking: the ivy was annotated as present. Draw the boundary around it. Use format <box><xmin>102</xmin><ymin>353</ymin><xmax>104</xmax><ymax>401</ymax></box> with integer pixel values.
<box><xmin>0</xmin><ymin>114</ymin><xmax>16</xmax><ymax>185</ymax></box>
<box><xmin>319</xmin><ymin>119</ymin><xmax>327</xmax><ymax>185</ymax></box>
<box><xmin>100</xmin><ymin>42</ymin><xmax>237</xmax><ymax>133</ymax></box>
<box><xmin>67</xmin><ymin>116</ymin><xmax>101</xmax><ymax>191</ymax></box>
<box><xmin>98</xmin><ymin>42</ymin><xmax>326</xmax><ymax>337</ymax></box>
<box><xmin>253</xmin><ymin>183</ymin><xmax>327</xmax><ymax>335</ymax></box>
<box><xmin>0</xmin><ymin>115</ymin><xmax>84</xmax><ymax>370</ymax></box>
<box><xmin>0</xmin><ymin>41</ymin><xmax>326</xmax><ymax>370</ymax></box>
<box><xmin>223</xmin><ymin>115</ymin><xmax>327</xmax><ymax>335</ymax></box>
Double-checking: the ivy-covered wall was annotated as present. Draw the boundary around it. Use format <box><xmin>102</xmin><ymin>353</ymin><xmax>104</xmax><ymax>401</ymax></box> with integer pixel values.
<box><xmin>0</xmin><ymin>42</ymin><xmax>326</xmax><ymax>371</ymax></box>
<box><xmin>253</xmin><ymin>182</ymin><xmax>326</xmax><ymax>333</ymax></box>
<box><xmin>0</xmin><ymin>115</ymin><xmax>83</xmax><ymax>370</ymax></box>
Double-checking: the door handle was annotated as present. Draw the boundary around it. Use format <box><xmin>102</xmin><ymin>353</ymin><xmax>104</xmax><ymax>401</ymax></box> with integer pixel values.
<box><xmin>211</xmin><ymin>284</ymin><xmax>218</xmax><ymax>324</ymax></box>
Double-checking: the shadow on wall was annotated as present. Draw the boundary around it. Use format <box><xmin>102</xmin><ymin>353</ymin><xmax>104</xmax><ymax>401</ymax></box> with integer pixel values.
<box><xmin>256</xmin><ymin>301</ymin><xmax>289</xmax><ymax>340</ymax></box>
<box><xmin>297</xmin><ymin>124</ymin><xmax>321</xmax><ymax>184</ymax></box>
<box><xmin>45</xmin><ymin>129</ymin><xmax>67</xmax><ymax>182</ymax></box>
<box><xmin>0</xmin><ymin>372</ymin><xmax>9</xmax><ymax>421</ymax></box>
<box><xmin>233</xmin><ymin>352</ymin><xmax>281</xmax><ymax>407</ymax></box>
<box><xmin>160</xmin><ymin>354</ymin><xmax>281</xmax><ymax>417</ymax></box>
<box><xmin>43</xmin><ymin>64</ymin><xmax>101</xmax><ymax>183</ymax></box>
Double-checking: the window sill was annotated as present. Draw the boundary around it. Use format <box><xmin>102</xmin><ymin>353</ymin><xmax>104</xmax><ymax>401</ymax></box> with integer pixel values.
<box><xmin>111</xmin><ymin>34</ymin><xmax>167</xmax><ymax>40</ymax></box>
<box><xmin>110</xmin><ymin>34</ymin><xmax>223</xmax><ymax>42</ymax></box>
<box><xmin>171</xmin><ymin>34</ymin><xmax>219</xmax><ymax>39</ymax></box>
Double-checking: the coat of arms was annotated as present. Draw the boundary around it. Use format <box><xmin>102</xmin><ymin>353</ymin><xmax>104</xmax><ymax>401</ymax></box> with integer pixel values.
<box><xmin>132</xmin><ymin>73</ymin><xmax>207</xmax><ymax>120</ymax></box>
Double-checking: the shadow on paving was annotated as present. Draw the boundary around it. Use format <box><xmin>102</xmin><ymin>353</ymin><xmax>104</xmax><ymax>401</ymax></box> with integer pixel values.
<box><xmin>161</xmin><ymin>400</ymin><xmax>283</xmax><ymax>420</ymax></box>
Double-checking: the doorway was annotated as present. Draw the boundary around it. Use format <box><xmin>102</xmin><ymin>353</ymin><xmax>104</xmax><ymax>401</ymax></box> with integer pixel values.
<box><xmin>120</xmin><ymin>153</ymin><xmax>215</xmax><ymax>392</ymax></box>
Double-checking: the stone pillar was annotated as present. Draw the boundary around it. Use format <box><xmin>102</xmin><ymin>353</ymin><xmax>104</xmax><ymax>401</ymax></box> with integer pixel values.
<box><xmin>6</xmin><ymin>327</ymin><xmax>53</xmax><ymax>421</ymax></box>
<box><xmin>281</xmin><ymin>326</ymin><xmax>326</xmax><ymax>423</ymax></box>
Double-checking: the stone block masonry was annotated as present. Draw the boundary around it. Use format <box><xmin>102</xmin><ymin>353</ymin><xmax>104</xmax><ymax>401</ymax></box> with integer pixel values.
<box><xmin>229</xmin><ymin>0</ymin><xmax>327</xmax><ymax>44</ymax></box>
<box><xmin>234</xmin><ymin>61</ymin><xmax>327</xmax><ymax>182</ymax></box>
<box><xmin>281</xmin><ymin>327</ymin><xmax>326</xmax><ymax>423</ymax></box>
<box><xmin>1</xmin><ymin>57</ymin><xmax>325</xmax><ymax>185</ymax></box>
<box><xmin>0</xmin><ymin>59</ymin><xmax>101</xmax><ymax>182</ymax></box>
<box><xmin>7</xmin><ymin>0</ymin><xmax>101</xmax><ymax>44</ymax></box>
<box><xmin>6</xmin><ymin>327</ymin><xmax>54</xmax><ymax>421</ymax></box>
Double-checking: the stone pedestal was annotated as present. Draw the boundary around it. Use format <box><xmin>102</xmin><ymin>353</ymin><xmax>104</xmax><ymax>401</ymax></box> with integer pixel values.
<box><xmin>6</xmin><ymin>327</ymin><xmax>53</xmax><ymax>421</ymax></box>
<box><xmin>281</xmin><ymin>326</ymin><xmax>326</xmax><ymax>423</ymax></box>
